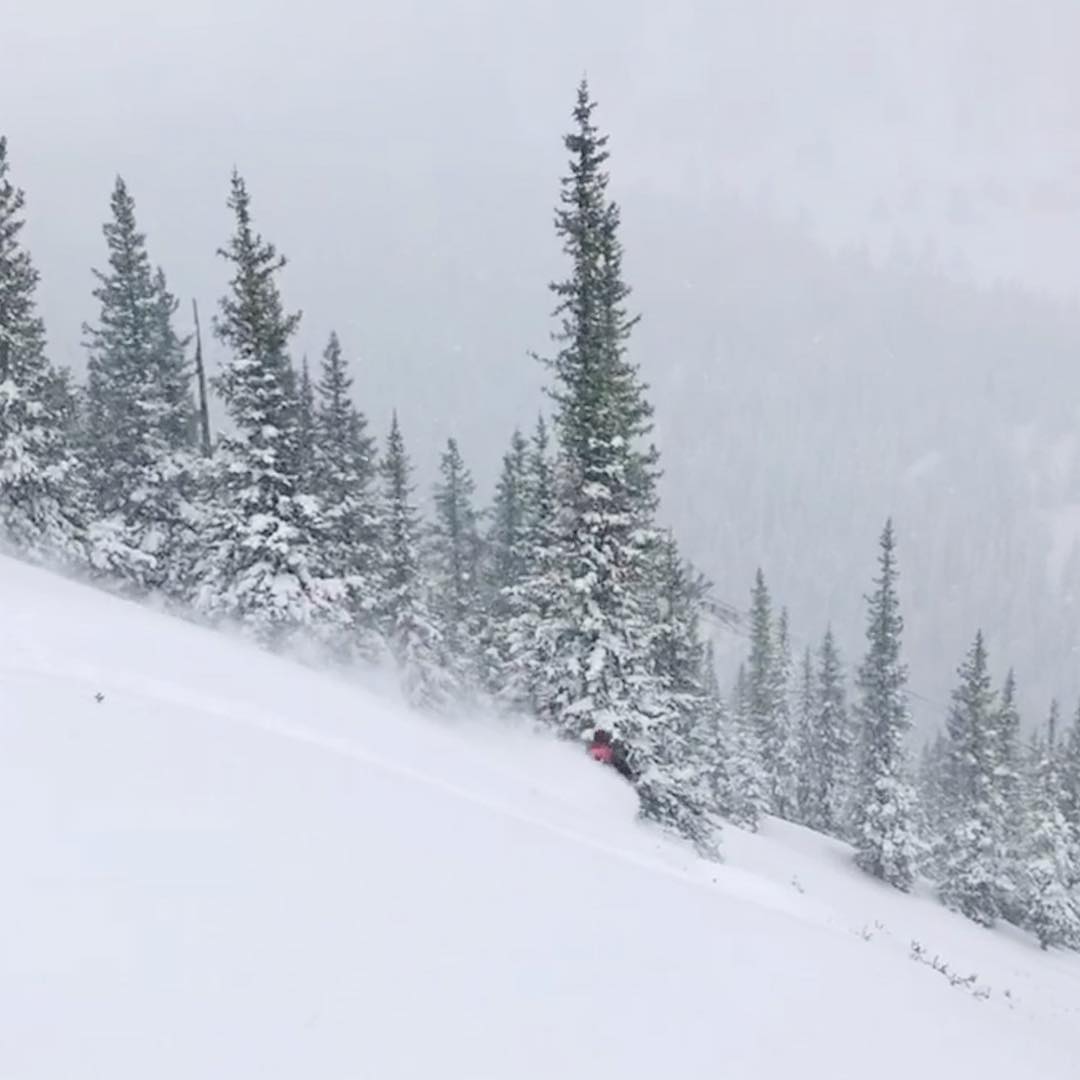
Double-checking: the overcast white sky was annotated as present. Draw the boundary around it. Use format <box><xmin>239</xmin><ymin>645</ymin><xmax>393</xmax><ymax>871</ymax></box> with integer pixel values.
<box><xmin>5</xmin><ymin>0</ymin><xmax>1080</xmax><ymax>455</ymax></box>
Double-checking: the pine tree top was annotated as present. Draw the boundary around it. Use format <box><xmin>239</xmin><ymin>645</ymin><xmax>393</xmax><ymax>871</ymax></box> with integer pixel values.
<box><xmin>214</xmin><ymin>170</ymin><xmax>301</xmax><ymax>366</ymax></box>
<box><xmin>0</xmin><ymin>137</ymin><xmax>47</xmax><ymax>367</ymax></box>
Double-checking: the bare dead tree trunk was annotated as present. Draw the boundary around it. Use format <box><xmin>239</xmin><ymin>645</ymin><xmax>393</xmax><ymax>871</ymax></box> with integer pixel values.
<box><xmin>192</xmin><ymin>299</ymin><xmax>212</xmax><ymax>457</ymax></box>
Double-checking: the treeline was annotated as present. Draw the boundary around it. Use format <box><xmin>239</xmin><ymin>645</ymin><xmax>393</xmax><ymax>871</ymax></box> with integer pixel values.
<box><xmin>1</xmin><ymin>84</ymin><xmax>1078</xmax><ymax>945</ymax></box>
<box><xmin>741</xmin><ymin>538</ymin><xmax>1080</xmax><ymax>950</ymax></box>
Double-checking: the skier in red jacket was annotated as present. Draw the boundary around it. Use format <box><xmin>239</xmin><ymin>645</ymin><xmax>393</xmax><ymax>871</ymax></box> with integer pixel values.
<box><xmin>587</xmin><ymin>728</ymin><xmax>635</xmax><ymax>780</ymax></box>
<box><xmin>588</xmin><ymin>728</ymin><xmax>615</xmax><ymax>764</ymax></box>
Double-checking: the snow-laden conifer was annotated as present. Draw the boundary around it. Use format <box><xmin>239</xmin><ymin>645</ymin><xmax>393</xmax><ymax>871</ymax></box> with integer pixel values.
<box><xmin>638</xmin><ymin>534</ymin><xmax>719</xmax><ymax>853</ymax></box>
<box><xmin>500</xmin><ymin>416</ymin><xmax>561</xmax><ymax>718</ymax></box>
<box><xmin>295</xmin><ymin>355</ymin><xmax>316</xmax><ymax>487</ymax></box>
<box><xmin>815</xmin><ymin>627</ymin><xmax>852</xmax><ymax>836</ymax></box>
<box><xmin>795</xmin><ymin>646</ymin><xmax>820</xmax><ymax>826</ymax></box>
<box><xmin>1018</xmin><ymin>706</ymin><xmax>1080</xmax><ymax>949</ymax></box>
<box><xmin>852</xmin><ymin>519</ymin><xmax>917</xmax><ymax>890</ymax></box>
<box><xmin>725</xmin><ymin>664</ymin><xmax>769</xmax><ymax>830</ymax></box>
<box><xmin>428</xmin><ymin>437</ymin><xmax>483</xmax><ymax>695</ymax></box>
<box><xmin>478</xmin><ymin>429</ymin><xmax>530</xmax><ymax>694</ymax></box>
<box><xmin>194</xmin><ymin>172</ymin><xmax>339</xmax><ymax>645</ymax></box>
<box><xmin>746</xmin><ymin>570</ymin><xmax>795</xmax><ymax>816</ymax></box>
<box><xmin>0</xmin><ymin>138</ymin><xmax>84</xmax><ymax>564</ymax></box>
<box><xmin>536</xmin><ymin>81</ymin><xmax>660</xmax><ymax>758</ymax></box>
<box><xmin>377</xmin><ymin>414</ymin><xmax>451</xmax><ymax>708</ymax></box>
<box><xmin>311</xmin><ymin>331</ymin><xmax>381</xmax><ymax>660</ymax></box>
<box><xmin>935</xmin><ymin>631</ymin><xmax>1009</xmax><ymax>926</ymax></box>
<box><xmin>769</xmin><ymin>607</ymin><xmax>798</xmax><ymax>818</ymax></box>
<box><xmin>83</xmin><ymin>177</ymin><xmax>197</xmax><ymax>592</ymax></box>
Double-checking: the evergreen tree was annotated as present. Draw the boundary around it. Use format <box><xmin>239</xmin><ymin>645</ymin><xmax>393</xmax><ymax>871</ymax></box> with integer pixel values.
<box><xmin>748</xmin><ymin>569</ymin><xmax>774</xmax><ymax>740</ymax></box>
<box><xmin>1055</xmin><ymin>703</ymin><xmax>1080</xmax><ymax>913</ymax></box>
<box><xmin>699</xmin><ymin>642</ymin><xmax>733</xmax><ymax>822</ymax></box>
<box><xmin>487</xmin><ymin>430</ymin><xmax>529</xmax><ymax>595</ymax></box>
<box><xmin>725</xmin><ymin>663</ymin><xmax>769</xmax><ymax>831</ymax></box>
<box><xmin>852</xmin><ymin>519</ymin><xmax>917</xmax><ymax>890</ymax></box>
<box><xmin>794</xmin><ymin>645</ymin><xmax>820</xmax><ymax>827</ymax></box>
<box><xmin>0</xmin><ymin>137</ymin><xmax>84</xmax><ymax>563</ymax></box>
<box><xmin>152</xmin><ymin>268</ymin><xmax>198</xmax><ymax>453</ymax></box>
<box><xmin>538</xmin><ymin>80</ymin><xmax>661</xmax><ymax>762</ymax></box>
<box><xmin>746</xmin><ymin>570</ymin><xmax>795</xmax><ymax>815</ymax></box>
<box><xmin>814</xmin><ymin>627</ymin><xmax>851</xmax><ymax>837</ymax></box>
<box><xmin>639</xmin><ymin>534</ymin><xmax>719</xmax><ymax>852</ymax></box>
<box><xmin>997</xmin><ymin>671</ymin><xmax>1023</xmax><ymax>811</ymax></box>
<box><xmin>995</xmin><ymin>669</ymin><xmax>1026</xmax><ymax>922</ymax></box>
<box><xmin>916</xmin><ymin>730</ymin><xmax>950</xmax><ymax>872</ymax></box>
<box><xmin>501</xmin><ymin>415</ymin><xmax>561</xmax><ymax>718</ymax></box>
<box><xmin>296</xmin><ymin>355</ymin><xmax>316</xmax><ymax>486</ymax></box>
<box><xmin>85</xmin><ymin>177</ymin><xmax>167</xmax><ymax>508</ymax></box>
<box><xmin>479</xmin><ymin>428</ymin><xmax>530</xmax><ymax>693</ymax></box>
<box><xmin>1018</xmin><ymin>704</ymin><xmax>1080</xmax><ymax>949</ymax></box>
<box><xmin>43</xmin><ymin>366</ymin><xmax>82</xmax><ymax>446</ymax></box>
<box><xmin>935</xmin><ymin>631</ymin><xmax>1009</xmax><ymax>926</ymax></box>
<box><xmin>311</xmin><ymin>331</ymin><xmax>381</xmax><ymax>659</ymax></box>
<box><xmin>428</xmin><ymin>437</ymin><xmax>482</xmax><ymax>694</ymax></box>
<box><xmin>377</xmin><ymin>414</ymin><xmax>449</xmax><ymax>708</ymax></box>
<box><xmin>747</xmin><ymin>569</ymin><xmax>777</xmax><ymax>806</ymax></box>
<box><xmin>768</xmin><ymin>607</ymin><xmax>798</xmax><ymax>818</ymax></box>
<box><xmin>1061</xmin><ymin>702</ymin><xmax>1080</xmax><ymax>842</ymax></box>
<box><xmin>83</xmin><ymin>176</ymin><xmax>197</xmax><ymax>591</ymax></box>
<box><xmin>195</xmin><ymin>171</ymin><xmax>336</xmax><ymax>643</ymax></box>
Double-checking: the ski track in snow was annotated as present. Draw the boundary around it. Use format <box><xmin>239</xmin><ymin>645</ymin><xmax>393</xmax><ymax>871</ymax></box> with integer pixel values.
<box><xmin>3</xmin><ymin>647</ymin><xmax>818</xmax><ymax>932</ymax></box>
<box><xmin>3</xmin><ymin>555</ymin><xmax>1080</xmax><ymax>1079</ymax></box>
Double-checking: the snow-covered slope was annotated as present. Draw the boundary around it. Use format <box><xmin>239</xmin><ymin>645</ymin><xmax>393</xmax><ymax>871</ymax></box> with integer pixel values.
<box><xmin>3</xmin><ymin>555</ymin><xmax>1078</xmax><ymax>1079</ymax></box>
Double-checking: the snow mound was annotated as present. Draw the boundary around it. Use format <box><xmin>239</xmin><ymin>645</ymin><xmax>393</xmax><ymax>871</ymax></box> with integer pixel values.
<box><xmin>2</xmin><ymin>555</ymin><xmax>1078</xmax><ymax>1078</ymax></box>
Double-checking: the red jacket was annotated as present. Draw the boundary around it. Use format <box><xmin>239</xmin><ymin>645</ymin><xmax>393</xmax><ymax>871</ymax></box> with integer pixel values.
<box><xmin>589</xmin><ymin>743</ymin><xmax>614</xmax><ymax>764</ymax></box>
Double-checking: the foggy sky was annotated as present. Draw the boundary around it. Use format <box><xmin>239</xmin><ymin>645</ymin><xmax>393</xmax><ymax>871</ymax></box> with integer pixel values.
<box><xmin>8</xmin><ymin>2</ymin><xmax>1080</xmax><ymax>373</ymax></box>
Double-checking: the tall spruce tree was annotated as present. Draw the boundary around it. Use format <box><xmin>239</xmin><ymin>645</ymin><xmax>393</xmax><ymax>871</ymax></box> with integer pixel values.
<box><xmin>699</xmin><ymin>643</ymin><xmax>733</xmax><ymax>821</ymax></box>
<box><xmin>1061</xmin><ymin>703</ymin><xmax>1080</xmax><ymax>843</ymax></box>
<box><xmin>794</xmin><ymin>646</ymin><xmax>820</xmax><ymax>827</ymax></box>
<box><xmin>935</xmin><ymin>631</ymin><xmax>1009</xmax><ymax>926</ymax></box>
<box><xmin>1057</xmin><ymin>704</ymin><xmax>1080</xmax><ymax>919</ymax></box>
<box><xmin>311</xmin><ymin>331</ymin><xmax>381</xmax><ymax>659</ymax></box>
<box><xmin>1018</xmin><ymin>704</ymin><xmax>1080</xmax><ymax>949</ymax></box>
<box><xmin>769</xmin><ymin>607</ymin><xmax>798</xmax><ymax>819</ymax></box>
<box><xmin>152</xmin><ymin>268</ymin><xmax>197</xmax><ymax>453</ymax></box>
<box><xmin>747</xmin><ymin>569</ymin><xmax>796</xmax><ymax>815</ymax></box>
<box><xmin>479</xmin><ymin>428</ymin><xmax>530</xmax><ymax>693</ymax></box>
<box><xmin>852</xmin><ymin>519</ymin><xmax>917</xmax><ymax>890</ymax></box>
<box><xmin>814</xmin><ymin>627</ymin><xmax>851</xmax><ymax>837</ymax></box>
<box><xmin>486</xmin><ymin>431</ymin><xmax>529</xmax><ymax>595</ymax></box>
<box><xmin>501</xmin><ymin>415</ymin><xmax>561</xmax><ymax>718</ymax></box>
<box><xmin>537</xmin><ymin>80</ymin><xmax>661</xmax><ymax>764</ymax></box>
<box><xmin>747</xmin><ymin>569</ymin><xmax>776</xmax><ymax>801</ymax></box>
<box><xmin>0</xmin><ymin>137</ymin><xmax>84</xmax><ymax>564</ymax></box>
<box><xmin>83</xmin><ymin>177</ymin><xmax>196</xmax><ymax>591</ymax></box>
<box><xmin>377</xmin><ymin>414</ymin><xmax>450</xmax><ymax>708</ymax></box>
<box><xmin>649</xmin><ymin>536</ymin><xmax>709</xmax><ymax>705</ymax></box>
<box><xmin>726</xmin><ymin>663</ymin><xmax>769</xmax><ymax>831</ymax></box>
<box><xmin>85</xmin><ymin>177</ymin><xmax>162</xmax><ymax>508</ymax></box>
<box><xmin>296</xmin><ymin>355</ymin><xmax>316</xmax><ymax>486</ymax></box>
<box><xmin>428</xmin><ymin>437</ymin><xmax>482</xmax><ymax>694</ymax></box>
<box><xmin>997</xmin><ymin>671</ymin><xmax>1023</xmax><ymax>809</ymax></box>
<box><xmin>195</xmin><ymin>171</ymin><xmax>336</xmax><ymax>643</ymax></box>
<box><xmin>916</xmin><ymin>730</ymin><xmax>950</xmax><ymax>872</ymax></box>
<box><xmin>995</xmin><ymin>669</ymin><xmax>1026</xmax><ymax>922</ymax></box>
<box><xmin>640</xmin><ymin>534</ymin><xmax>718</xmax><ymax>852</ymax></box>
